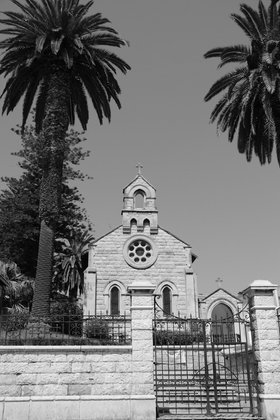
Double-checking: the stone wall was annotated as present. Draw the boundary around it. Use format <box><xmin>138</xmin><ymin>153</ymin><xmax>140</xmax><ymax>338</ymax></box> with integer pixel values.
<box><xmin>199</xmin><ymin>288</ymin><xmax>242</xmax><ymax>319</ymax></box>
<box><xmin>84</xmin><ymin>226</ymin><xmax>197</xmax><ymax>317</ymax></box>
<box><xmin>0</xmin><ymin>345</ymin><xmax>155</xmax><ymax>420</ymax></box>
<box><xmin>242</xmin><ymin>280</ymin><xmax>280</xmax><ymax>420</ymax></box>
<box><xmin>0</xmin><ymin>281</ymin><xmax>156</xmax><ymax>420</ymax></box>
<box><xmin>0</xmin><ymin>346</ymin><xmax>132</xmax><ymax>398</ymax></box>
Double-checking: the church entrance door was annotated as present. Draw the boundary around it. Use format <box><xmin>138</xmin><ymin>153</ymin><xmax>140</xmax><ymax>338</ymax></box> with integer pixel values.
<box><xmin>153</xmin><ymin>300</ymin><xmax>260</xmax><ymax>418</ymax></box>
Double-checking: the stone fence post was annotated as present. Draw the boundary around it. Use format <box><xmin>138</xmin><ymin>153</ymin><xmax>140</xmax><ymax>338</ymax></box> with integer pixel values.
<box><xmin>242</xmin><ymin>280</ymin><xmax>280</xmax><ymax>420</ymax></box>
<box><xmin>127</xmin><ymin>280</ymin><xmax>156</xmax><ymax>420</ymax></box>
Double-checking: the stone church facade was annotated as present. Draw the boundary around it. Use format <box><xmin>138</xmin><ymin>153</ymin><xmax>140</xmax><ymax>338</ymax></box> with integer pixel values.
<box><xmin>83</xmin><ymin>171</ymin><xmax>241</xmax><ymax>319</ymax></box>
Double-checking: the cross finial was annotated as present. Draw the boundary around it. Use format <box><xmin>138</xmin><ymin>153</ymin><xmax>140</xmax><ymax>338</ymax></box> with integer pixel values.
<box><xmin>216</xmin><ymin>277</ymin><xmax>223</xmax><ymax>288</ymax></box>
<box><xmin>136</xmin><ymin>163</ymin><xmax>143</xmax><ymax>175</ymax></box>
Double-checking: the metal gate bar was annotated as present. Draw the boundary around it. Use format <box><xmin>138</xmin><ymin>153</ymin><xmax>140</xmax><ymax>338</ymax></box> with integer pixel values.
<box><xmin>153</xmin><ymin>300</ymin><xmax>259</xmax><ymax>417</ymax></box>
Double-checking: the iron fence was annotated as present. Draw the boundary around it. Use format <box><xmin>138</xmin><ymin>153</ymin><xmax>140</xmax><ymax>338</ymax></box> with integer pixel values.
<box><xmin>0</xmin><ymin>312</ymin><xmax>131</xmax><ymax>346</ymax></box>
<box><xmin>153</xmin><ymin>299</ymin><xmax>259</xmax><ymax>417</ymax></box>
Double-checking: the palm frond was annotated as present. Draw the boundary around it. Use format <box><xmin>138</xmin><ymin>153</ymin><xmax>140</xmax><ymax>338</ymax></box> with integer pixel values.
<box><xmin>22</xmin><ymin>72</ymin><xmax>41</xmax><ymax>130</ymax></box>
<box><xmin>2</xmin><ymin>69</ymin><xmax>30</xmax><ymax>114</ymax></box>
<box><xmin>209</xmin><ymin>94</ymin><xmax>228</xmax><ymax>123</ymax></box>
<box><xmin>258</xmin><ymin>1</ymin><xmax>268</xmax><ymax>31</ymax></box>
<box><xmin>231</xmin><ymin>14</ymin><xmax>256</xmax><ymax>39</ymax></box>
<box><xmin>237</xmin><ymin>119</ymin><xmax>250</xmax><ymax>154</ymax></box>
<box><xmin>204</xmin><ymin>67</ymin><xmax>247</xmax><ymax>102</ymax></box>
<box><xmin>0</xmin><ymin>0</ymin><xmax>130</xmax><ymax>131</ymax></box>
<box><xmin>218</xmin><ymin>45</ymin><xmax>251</xmax><ymax>68</ymax></box>
<box><xmin>240</xmin><ymin>3</ymin><xmax>264</xmax><ymax>40</ymax></box>
<box><xmin>71</xmin><ymin>77</ymin><xmax>89</xmax><ymax>130</ymax></box>
<box><xmin>268</xmin><ymin>0</ymin><xmax>279</xmax><ymax>31</ymax></box>
<box><xmin>204</xmin><ymin>47</ymin><xmax>225</xmax><ymax>59</ymax></box>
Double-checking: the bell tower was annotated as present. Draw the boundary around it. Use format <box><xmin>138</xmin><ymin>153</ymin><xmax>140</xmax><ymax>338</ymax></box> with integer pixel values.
<box><xmin>122</xmin><ymin>165</ymin><xmax>158</xmax><ymax>234</ymax></box>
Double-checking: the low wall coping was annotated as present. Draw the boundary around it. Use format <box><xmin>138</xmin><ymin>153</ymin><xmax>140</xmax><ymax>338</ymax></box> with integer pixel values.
<box><xmin>0</xmin><ymin>345</ymin><xmax>132</xmax><ymax>353</ymax></box>
<box><xmin>0</xmin><ymin>395</ymin><xmax>155</xmax><ymax>402</ymax></box>
<box><xmin>259</xmin><ymin>394</ymin><xmax>280</xmax><ymax>400</ymax></box>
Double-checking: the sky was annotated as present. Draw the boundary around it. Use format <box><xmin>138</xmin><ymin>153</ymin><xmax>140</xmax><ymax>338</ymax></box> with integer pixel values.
<box><xmin>0</xmin><ymin>0</ymin><xmax>279</xmax><ymax>296</ymax></box>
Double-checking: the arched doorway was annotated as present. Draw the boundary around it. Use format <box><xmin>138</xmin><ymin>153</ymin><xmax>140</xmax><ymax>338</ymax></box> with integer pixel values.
<box><xmin>211</xmin><ymin>303</ymin><xmax>235</xmax><ymax>343</ymax></box>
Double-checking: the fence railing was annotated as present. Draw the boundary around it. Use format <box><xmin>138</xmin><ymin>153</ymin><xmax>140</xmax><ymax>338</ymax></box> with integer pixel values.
<box><xmin>0</xmin><ymin>312</ymin><xmax>131</xmax><ymax>346</ymax></box>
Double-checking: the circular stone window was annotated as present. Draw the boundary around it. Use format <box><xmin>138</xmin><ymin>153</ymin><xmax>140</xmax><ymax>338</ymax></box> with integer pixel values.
<box><xmin>123</xmin><ymin>235</ymin><xmax>158</xmax><ymax>269</ymax></box>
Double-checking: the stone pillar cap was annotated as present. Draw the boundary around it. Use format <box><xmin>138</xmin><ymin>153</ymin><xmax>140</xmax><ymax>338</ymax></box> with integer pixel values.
<box><xmin>249</xmin><ymin>279</ymin><xmax>278</xmax><ymax>289</ymax></box>
<box><xmin>241</xmin><ymin>279</ymin><xmax>278</xmax><ymax>296</ymax></box>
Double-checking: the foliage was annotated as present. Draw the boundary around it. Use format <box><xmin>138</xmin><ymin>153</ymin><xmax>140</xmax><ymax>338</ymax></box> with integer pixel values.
<box><xmin>0</xmin><ymin>124</ymin><xmax>93</xmax><ymax>277</ymax></box>
<box><xmin>0</xmin><ymin>261</ymin><xmax>34</xmax><ymax>310</ymax></box>
<box><xmin>0</xmin><ymin>0</ymin><xmax>130</xmax><ymax>318</ymax></box>
<box><xmin>153</xmin><ymin>329</ymin><xmax>204</xmax><ymax>345</ymax></box>
<box><xmin>204</xmin><ymin>0</ymin><xmax>280</xmax><ymax>166</ymax></box>
<box><xmin>84</xmin><ymin>317</ymin><xmax>110</xmax><ymax>341</ymax></box>
<box><xmin>0</xmin><ymin>0</ymin><xmax>131</xmax><ymax>132</ymax></box>
<box><xmin>50</xmin><ymin>298</ymin><xmax>83</xmax><ymax>336</ymax></box>
<box><xmin>53</xmin><ymin>230</ymin><xmax>95</xmax><ymax>298</ymax></box>
<box><xmin>50</xmin><ymin>297</ymin><xmax>83</xmax><ymax>316</ymax></box>
<box><xmin>1</xmin><ymin>308</ymin><xmax>30</xmax><ymax>332</ymax></box>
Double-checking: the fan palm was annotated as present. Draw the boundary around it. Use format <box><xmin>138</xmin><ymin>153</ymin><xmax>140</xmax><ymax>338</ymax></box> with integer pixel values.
<box><xmin>53</xmin><ymin>230</ymin><xmax>94</xmax><ymax>299</ymax></box>
<box><xmin>0</xmin><ymin>0</ymin><xmax>130</xmax><ymax>317</ymax></box>
<box><xmin>0</xmin><ymin>261</ymin><xmax>34</xmax><ymax>311</ymax></box>
<box><xmin>204</xmin><ymin>0</ymin><xmax>280</xmax><ymax>166</ymax></box>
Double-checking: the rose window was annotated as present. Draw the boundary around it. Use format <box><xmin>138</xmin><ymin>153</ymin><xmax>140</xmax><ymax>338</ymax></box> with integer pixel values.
<box><xmin>128</xmin><ymin>240</ymin><xmax>152</xmax><ymax>263</ymax></box>
<box><xmin>123</xmin><ymin>235</ymin><xmax>158</xmax><ymax>269</ymax></box>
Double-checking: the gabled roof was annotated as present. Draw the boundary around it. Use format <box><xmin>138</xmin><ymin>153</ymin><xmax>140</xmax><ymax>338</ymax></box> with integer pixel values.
<box><xmin>200</xmin><ymin>287</ymin><xmax>241</xmax><ymax>303</ymax></box>
<box><xmin>123</xmin><ymin>174</ymin><xmax>156</xmax><ymax>192</ymax></box>
<box><xmin>89</xmin><ymin>225</ymin><xmax>197</xmax><ymax>262</ymax></box>
<box><xmin>159</xmin><ymin>226</ymin><xmax>197</xmax><ymax>262</ymax></box>
<box><xmin>92</xmin><ymin>225</ymin><xmax>122</xmax><ymax>244</ymax></box>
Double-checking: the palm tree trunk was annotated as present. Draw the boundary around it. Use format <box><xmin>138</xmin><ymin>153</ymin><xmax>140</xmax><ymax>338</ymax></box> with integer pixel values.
<box><xmin>31</xmin><ymin>68</ymin><xmax>70</xmax><ymax>318</ymax></box>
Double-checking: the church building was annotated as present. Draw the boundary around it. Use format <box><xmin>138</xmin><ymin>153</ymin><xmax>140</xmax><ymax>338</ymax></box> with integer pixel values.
<box><xmin>83</xmin><ymin>169</ymin><xmax>241</xmax><ymax>319</ymax></box>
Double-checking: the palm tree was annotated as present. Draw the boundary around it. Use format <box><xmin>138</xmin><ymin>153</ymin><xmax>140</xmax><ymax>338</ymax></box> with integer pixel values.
<box><xmin>53</xmin><ymin>230</ymin><xmax>94</xmax><ymax>299</ymax></box>
<box><xmin>204</xmin><ymin>0</ymin><xmax>280</xmax><ymax>166</ymax></box>
<box><xmin>0</xmin><ymin>0</ymin><xmax>130</xmax><ymax>317</ymax></box>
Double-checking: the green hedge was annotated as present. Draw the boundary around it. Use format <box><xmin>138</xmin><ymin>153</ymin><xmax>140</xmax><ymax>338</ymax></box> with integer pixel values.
<box><xmin>153</xmin><ymin>329</ymin><xmax>204</xmax><ymax>345</ymax></box>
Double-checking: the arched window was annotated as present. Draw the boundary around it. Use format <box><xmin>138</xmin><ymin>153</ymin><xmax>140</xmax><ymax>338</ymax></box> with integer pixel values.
<box><xmin>162</xmin><ymin>286</ymin><xmax>172</xmax><ymax>315</ymax></box>
<box><xmin>211</xmin><ymin>303</ymin><xmax>234</xmax><ymax>343</ymax></box>
<box><xmin>110</xmin><ymin>286</ymin><xmax>120</xmax><ymax>315</ymax></box>
<box><xmin>130</xmin><ymin>218</ymin><xmax>137</xmax><ymax>230</ymax></box>
<box><xmin>143</xmin><ymin>218</ymin><xmax>150</xmax><ymax>228</ymax></box>
<box><xmin>134</xmin><ymin>190</ymin><xmax>145</xmax><ymax>209</ymax></box>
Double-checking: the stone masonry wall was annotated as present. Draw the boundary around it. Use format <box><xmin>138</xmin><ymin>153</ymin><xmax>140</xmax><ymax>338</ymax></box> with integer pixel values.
<box><xmin>199</xmin><ymin>289</ymin><xmax>241</xmax><ymax>319</ymax></box>
<box><xmin>0</xmin><ymin>281</ymin><xmax>156</xmax><ymax>420</ymax></box>
<box><xmin>85</xmin><ymin>226</ymin><xmax>196</xmax><ymax>316</ymax></box>
<box><xmin>0</xmin><ymin>346</ymin><xmax>132</xmax><ymax>398</ymax></box>
<box><xmin>243</xmin><ymin>281</ymin><xmax>280</xmax><ymax>420</ymax></box>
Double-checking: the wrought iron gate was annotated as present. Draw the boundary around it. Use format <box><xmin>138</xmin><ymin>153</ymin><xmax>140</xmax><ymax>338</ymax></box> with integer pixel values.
<box><xmin>153</xmin><ymin>301</ymin><xmax>259</xmax><ymax>417</ymax></box>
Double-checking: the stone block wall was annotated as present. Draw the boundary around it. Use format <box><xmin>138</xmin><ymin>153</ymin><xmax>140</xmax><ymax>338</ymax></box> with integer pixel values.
<box><xmin>242</xmin><ymin>280</ymin><xmax>280</xmax><ymax>420</ymax></box>
<box><xmin>0</xmin><ymin>346</ymin><xmax>132</xmax><ymax>398</ymax></box>
<box><xmin>84</xmin><ymin>226</ymin><xmax>198</xmax><ymax>316</ymax></box>
<box><xmin>199</xmin><ymin>288</ymin><xmax>242</xmax><ymax>319</ymax></box>
<box><xmin>0</xmin><ymin>282</ymin><xmax>156</xmax><ymax>420</ymax></box>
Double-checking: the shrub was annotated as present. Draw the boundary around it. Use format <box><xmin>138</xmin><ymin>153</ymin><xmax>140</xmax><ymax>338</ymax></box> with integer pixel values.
<box><xmin>153</xmin><ymin>329</ymin><xmax>204</xmax><ymax>345</ymax></box>
<box><xmin>1</xmin><ymin>307</ymin><xmax>29</xmax><ymax>331</ymax></box>
<box><xmin>84</xmin><ymin>317</ymin><xmax>110</xmax><ymax>342</ymax></box>
<box><xmin>50</xmin><ymin>298</ymin><xmax>83</xmax><ymax>336</ymax></box>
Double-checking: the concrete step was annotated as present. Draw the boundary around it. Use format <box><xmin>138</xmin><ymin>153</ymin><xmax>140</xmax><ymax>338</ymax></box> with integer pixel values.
<box><xmin>157</xmin><ymin>399</ymin><xmax>242</xmax><ymax>405</ymax></box>
<box><xmin>157</xmin><ymin>416</ymin><xmax>262</xmax><ymax>420</ymax></box>
<box><xmin>158</xmin><ymin>404</ymin><xmax>245</xmax><ymax>411</ymax></box>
